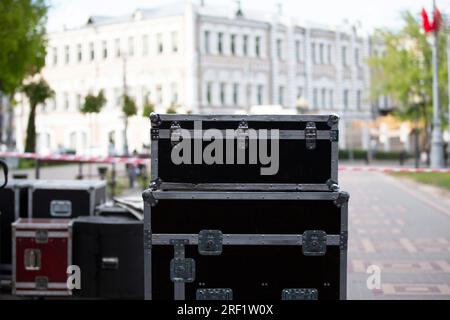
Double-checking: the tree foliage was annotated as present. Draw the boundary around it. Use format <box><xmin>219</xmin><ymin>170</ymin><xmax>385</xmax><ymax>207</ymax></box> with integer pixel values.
<box><xmin>122</xmin><ymin>94</ymin><xmax>137</xmax><ymax>117</ymax></box>
<box><xmin>22</xmin><ymin>78</ymin><xmax>54</xmax><ymax>152</ymax></box>
<box><xmin>80</xmin><ymin>90</ymin><xmax>107</xmax><ymax>114</ymax></box>
<box><xmin>142</xmin><ymin>98</ymin><xmax>155</xmax><ymax>118</ymax></box>
<box><xmin>369</xmin><ymin>11</ymin><xmax>448</xmax><ymax>126</ymax></box>
<box><xmin>0</xmin><ymin>0</ymin><xmax>49</xmax><ymax>94</ymax></box>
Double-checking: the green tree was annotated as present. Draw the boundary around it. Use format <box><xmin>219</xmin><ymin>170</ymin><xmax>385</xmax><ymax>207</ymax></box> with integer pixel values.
<box><xmin>142</xmin><ymin>98</ymin><xmax>155</xmax><ymax>118</ymax></box>
<box><xmin>122</xmin><ymin>93</ymin><xmax>137</xmax><ymax>155</ymax></box>
<box><xmin>22</xmin><ymin>78</ymin><xmax>54</xmax><ymax>152</ymax></box>
<box><xmin>80</xmin><ymin>90</ymin><xmax>106</xmax><ymax>114</ymax></box>
<box><xmin>0</xmin><ymin>0</ymin><xmax>49</xmax><ymax>146</ymax></box>
<box><xmin>369</xmin><ymin>11</ymin><xmax>448</xmax><ymax>152</ymax></box>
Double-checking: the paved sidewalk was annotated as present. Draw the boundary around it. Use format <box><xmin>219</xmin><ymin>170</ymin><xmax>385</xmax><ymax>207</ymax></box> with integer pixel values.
<box><xmin>342</xmin><ymin>170</ymin><xmax>450</xmax><ymax>300</ymax></box>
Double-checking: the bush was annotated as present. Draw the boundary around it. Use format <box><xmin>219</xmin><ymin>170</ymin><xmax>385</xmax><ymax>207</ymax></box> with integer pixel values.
<box><xmin>339</xmin><ymin>149</ymin><xmax>412</xmax><ymax>160</ymax></box>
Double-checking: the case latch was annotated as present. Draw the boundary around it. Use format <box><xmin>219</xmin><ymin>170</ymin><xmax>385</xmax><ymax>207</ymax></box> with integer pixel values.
<box><xmin>236</xmin><ymin>121</ymin><xmax>249</xmax><ymax>150</ymax></box>
<box><xmin>305</xmin><ymin>122</ymin><xmax>317</xmax><ymax>150</ymax></box>
<box><xmin>198</xmin><ymin>230</ymin><xmax>223</xmax><ymax>256</ymax></box>
<box><xmin>35</xmin><ymin>229</ymin><xmax>48</xmax><ymax>244</ymax></box>
<box><xmin>170</xmin><ymin>258</ymin><xmax>196</xmax><ymax>283</ymax></box>
<box><xmin>282</xmin><ymin>288</ymin><xmax>318</xmax><ymax>300</ymax></box>
<box><xmin>170</xmin><ymin>122</ymin><xmax>182</xmax><ymax>146</ymax></box>
<box><xmin>197</xmin><ymin>288</ymin><xmax>233</xmax><ymax>300</ymax></box>
<box><xmin>302</xmin><ymin>230</ymin><xmax>327</xmax><ymax>256</ymax></box>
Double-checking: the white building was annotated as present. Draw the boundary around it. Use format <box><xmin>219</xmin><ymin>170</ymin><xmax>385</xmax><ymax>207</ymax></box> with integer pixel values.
<box><xmin>13</xmin><ymin>1</ymin><xmax>392</xmax><ymax>156</ymax></box>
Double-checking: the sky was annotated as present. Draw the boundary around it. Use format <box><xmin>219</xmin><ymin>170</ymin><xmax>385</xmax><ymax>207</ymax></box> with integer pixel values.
<box><xmin>47</xmin><ymin>0</ymin><xmax>450</xmax><ymax>34</ymax></box>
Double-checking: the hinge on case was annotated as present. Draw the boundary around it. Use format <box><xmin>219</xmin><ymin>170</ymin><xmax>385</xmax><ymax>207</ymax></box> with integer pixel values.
<box><xmin>197</xmin><ymin>288</ymin><xmax>233</xmax><ymax>300</ymax></box>
<box><xmin>302</xmin><ymin>230</ymin><xmax>327</xmax><ymax>256</ymax></box>
<box><xmin>198</xmin><ymin>230</ymin><xmax>223</xmax><ymax>256</ymax></box>
<box><xmin>151</xmin><ymin>128</ymin><xmax>159</xmax><ymax>141</ymax></box>
<box><xmin>340</xmin><ymin>231</ymin><xmax>348</xmax><ymax>250</ymax></box>
<box><xmin>330</xmin><ymin>130</ymin><xmax>339</xmax><ymax>142</ymax></box>
<box><xmin>305</xmin><ymin>122</ymin><xmax>317</xmax><ymax>150</ymax></box>
<box><xmin>143</xmin><ymin>229</ymin><xmax>152</xmax><ymax>250</ymax></box>
<box><xmin>282</xmin><ymin>288</ymin><xmax>318</xmax><ymax>300</ymax></box>
<box><xmin>170</xmin><ymin>122</ymin><xmax>182</xmax><ymax>146</ymax></box>
<box><xmin>236</xmin><ymin>121</ymin><xmax>249</xmax><ymax>150</ymax></box>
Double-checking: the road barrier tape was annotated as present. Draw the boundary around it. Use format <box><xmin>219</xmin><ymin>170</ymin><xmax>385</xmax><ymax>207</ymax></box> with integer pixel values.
<box><xmin>1</xmin><ymin>152</ymin><xmax>449</xmax><ymax>173</ymax></box>
<box><xmin>339</xmin><ymin>166</ymin><xmax>450</xmax><ymax>173</ymax></box>
<box><xmin>0</xmin><ymin>152</ymin><xmax>149</xmax><ymax>165</ymax></box>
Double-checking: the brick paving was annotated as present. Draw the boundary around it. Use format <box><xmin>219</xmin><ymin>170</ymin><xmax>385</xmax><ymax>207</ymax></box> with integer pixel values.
<box><xmin>342</xmin><ymin>170</ymin><xmax>450</xmax><ymax>300</ymax></box>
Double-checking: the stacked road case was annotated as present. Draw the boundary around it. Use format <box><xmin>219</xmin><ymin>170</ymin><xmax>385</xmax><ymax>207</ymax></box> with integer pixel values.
<box><xmin>143</xmin><ymin>114</ymin><xmax>349</xmax><ymax>301</ymax></box>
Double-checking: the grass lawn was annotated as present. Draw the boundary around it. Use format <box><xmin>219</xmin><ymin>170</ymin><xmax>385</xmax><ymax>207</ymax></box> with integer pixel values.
<box><xmin>390</xmin><ymin>172</ymin><xmax>450</xmax><ymax>191</ymax></box>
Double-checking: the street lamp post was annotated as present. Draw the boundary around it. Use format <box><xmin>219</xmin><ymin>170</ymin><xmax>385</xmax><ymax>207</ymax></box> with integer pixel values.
<box><xmin>430</xmin><ymin>0</ymin><xmax>445</xmax><ymax>168</ymax></box>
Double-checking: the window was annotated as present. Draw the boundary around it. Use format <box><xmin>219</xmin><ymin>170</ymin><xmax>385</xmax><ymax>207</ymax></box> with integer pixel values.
<box><xmin>206</xmin><ymin>82</ymin><xmax>212</xmax><ymax>105</ymax></box>
<box><xmin>277</xmin><ymin>39</ymin><xmax>283</xmax><ymax>60</ymax></box>
<box><xmin>319</xmin><ymin>43</ymin><xmax>324</xmax><ymax>64</ymax></box>
<box><xmin>231</xmin><ymin>34</ymin><xmax>236</xmax><ymax>56</ymax></box>
<box><xmin>64</xmin><ymin>93</ymin><xmax>69</xmax><ymax>110</ymax></box>
<box><xmin>342</xmin><ymin>46</ymin><xmax>348</xmax><ymax>66</ymax></box>
<box><xmin>313</xmin><ymin>88</ymin><xmax>318</xmax><ymax>109</ymax></box>
<box><xmin>297</xmin><ymin>87</ymin><xmax>303</xmax><ymax>99</ymax></box>
<box><xmin>89</xmin><ymin>42</ymin><xmax>95</xmax><ymax>61</ymax></box>
<box><xmin>156</xmin><ymin>85</ymin><xmax>163</xmax><ymax>104</ymax></box>
<box><xmin>128</xmin><ymin>37</ymin><xmax>134</xmax><ymax>56</ymax></box>
<box><xmin>69</xmin><ymin>132</ymin><xmax>77</xmax><ymax>150</ymax></box>
<box><xmin>343</xmin><ymin>89</ymin><xmax>349</xmax><ymax>109</ymax></box>
<box><xmin>171</xmin><ymin>31</ymin><xmax>178</xmax><ymax>53</ymax></box>
<box><xmin>76</xmin><ymin>94</ymin><xmax>82</xmax><ymax>110</ymax></box>
<box><xmin>142</xmin><ymin>35</ymin><xmax>148</xmax><ymax>56</ymax></box>
<box><xmin>218</xmin><ymin>32</ymin><xmax>223</xmax><ymax>54</ymax></box>
<box><xmin>220</xmin><ymin>83</ymin><xmax>226</xmax><ymax>105</ymax></box>
<box><xmin>157</xmin><ymin>33</ymin><xmax>163</xmax><ymax>54</ymax></box>
<box><xmin>243</xmin><ymin>35</ymin><xmax>248</xmax><ymax>56</ymax></box>
<box><xmin>255</xmin><ymin>36</ymin><xmax>261</xmax><ymax>57</ymax></box>
<box><xmin>357</xmin><ymin>90</ymin><xmax>362</xmax><ymax>110</ymax></box>
<box><xmin>64</xmin><ymin>45</ymin><xmax>70</xmax><ymax>64</ymax></box>
<box><xmin>327</xmin><ymin>45</ymin><xmax>332</xmax><ymax>64</ymax></box>
<box><xmin>204</xmin><ymin>31</ymin><xmax>210</xmax><ymax>54</ymax></box>
<box><xmin>52</xmin><ymin>47</ymin><xmax>58</xmax><ymax>65</ymax></box>
<box><xmin>355</xmin><ymin>48</ymin><xmax>360</xmax><ymax>66</ymax></box>
<box><xmin>311</xmin><ymin>43</ymin><xmax>316</xmax><ymax>64</ymax></box>
<box><xmin>171</xmin><ymin>83</ymin><xmax>178</xmax><ymax>104</ymax></box>
<box><xmin>102</xmin><ymin>41</ymin><xmax>108</xmax><ymax>59</ymax></box>
<box><xmin>329</xmin><ymin>89</ymin><xmax>334</xmax><ymax>109</ymax></box>
<box><xmin>77</xmin><ymin>44</ymin><xmax>82</xmax><ymax>62</ymax></box>
<box><xmin>257</xmin><ymin>85</ymin><xmax>264</xmax><ymax>105</ymax></box>
<box><xmin>295</xmin><ymin>40</ymin><xmax>301</xmax><ymax>62</ymax></box>
<box><xmin>278</xmin><ymin>86</ymin><xmax>285</xmax><ymax>106</ymax></box>
<box><xmin>246</xmin><ymin>84</ymin><xmax>252</xmax><ymax>105</ymax></box>
<box><xmin>115</xmin><ymin>88</ymin><xmax>122</xmax><ymax>106</ymax></box>
<box><xmin>321</xmin><ymin>88</ymin><xmax>327</xmax><ymax>108</ymax></box>
<box><xmin>115</xmin><ymin>39</ymin><xmax>121</xmax><ymax>57</ymax></box>
<box><xmin>233</xmin><ymin>83</ymin><xmax>239</xmax><ymax>105</ymax></box>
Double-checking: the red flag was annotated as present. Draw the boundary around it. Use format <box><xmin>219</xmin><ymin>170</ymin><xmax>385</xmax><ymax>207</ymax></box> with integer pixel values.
<box><xmin>431</xmin><ymin>7</ymin><xmax>443</xmax><ymax>32</ymax></box>
<box><xmin>422</xmin><ymin>8</ymin><xmax>432</xmax><ymax>33</ymax></box>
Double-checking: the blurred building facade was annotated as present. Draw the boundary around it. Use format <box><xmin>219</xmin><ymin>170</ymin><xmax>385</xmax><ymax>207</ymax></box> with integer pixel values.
<box><xmin>13</xmin><ymin>2</ymin><xmax>397</xmax><ymax>156</ymax></box>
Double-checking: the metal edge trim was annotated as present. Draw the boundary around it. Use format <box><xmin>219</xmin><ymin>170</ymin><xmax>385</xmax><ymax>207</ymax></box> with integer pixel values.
<box><xmin>158</xmin><ymin>114</ymin><xmax>333</xmax><ymax>122</ymax></box>
<box><xmin>151</xmin><ymin>191</ymin><xmax>340</xmax><ymax>201</ymax></box>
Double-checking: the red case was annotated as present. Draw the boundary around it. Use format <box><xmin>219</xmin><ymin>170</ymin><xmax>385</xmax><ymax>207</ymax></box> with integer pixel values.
<box><xmin>12</xmin><ymin>218</ymin><xmax>72</xmax><ymax>296</ymax></box>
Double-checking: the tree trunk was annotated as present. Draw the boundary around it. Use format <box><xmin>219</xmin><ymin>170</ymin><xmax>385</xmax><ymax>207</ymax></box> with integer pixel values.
<box><xmin>24</xmin><ymin>103</ymin><xmax>37</xmax><ymax>153</ymax></box>
<box><xmin>6</xmin><ymin>94</ymin><xmax>15</xmax><ymax>150</ymax></box>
